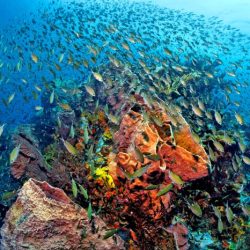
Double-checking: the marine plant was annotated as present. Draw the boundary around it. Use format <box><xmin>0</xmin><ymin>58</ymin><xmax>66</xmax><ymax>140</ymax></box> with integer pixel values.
<box><xmin>43</xmin><ymin>143</ymin><xmax>58</xmax><ymax>169</ymax></box>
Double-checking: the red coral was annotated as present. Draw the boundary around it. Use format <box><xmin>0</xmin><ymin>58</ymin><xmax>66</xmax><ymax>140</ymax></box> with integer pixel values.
<box><xmin>174</xmin><ymin>125</ymin><xmax>209</xmax><ymax>162</ymax></box>
<box><xmin>106</xmin><ymin>101</ymin><xmax>209</xmax><ymax>247</ymax></box>
<box><xmin>110</xmin><ymin>104</ymin><xmax>209</xmax><ymax>222</ymax></box>
<box><xmin>158</xmin><ymin>143</ymin><xmax>208</xmax><ymax>181</ymax></box>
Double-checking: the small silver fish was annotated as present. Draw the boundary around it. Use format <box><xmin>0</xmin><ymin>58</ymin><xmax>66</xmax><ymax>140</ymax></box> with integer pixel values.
<box><xmin>225</xmin><ymin>203</ymin><xmax>234</xmax><ymax>224</ymax></box>
<box><xmin>50</xmin><ymin>90</ymin><xmax>55</xmax><ymax>104</ymax></box>
<box><xmin>0</xmin><ymin>124</ymin><xmax>6</xmax><ymax>137</ymax></box>
<box><xmin>69</xmin><ymin>124</ymin><xmax>75</xmax><ymax>138</ymax></box>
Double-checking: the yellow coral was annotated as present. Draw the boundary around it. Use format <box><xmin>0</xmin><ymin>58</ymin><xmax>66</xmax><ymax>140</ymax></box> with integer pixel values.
<box><xmin>103</xmin><ymin>128</ymin><xmax>113</xmax><ymax>141</ymax></box>
<box><xmin>94</xmin><ymin>167</ymin><xmax>115</xmax><ymax>188</ymax></box>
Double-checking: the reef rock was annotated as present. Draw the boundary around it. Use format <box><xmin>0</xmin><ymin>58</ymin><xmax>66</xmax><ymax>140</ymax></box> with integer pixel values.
<box><xmin>58</xmin><ymin>110</ymin><xmax>76</xmax><ymax>139</ymax></box>
<box><xmin>1</xmin><ymin>179</ymin><xmax>125</xmax><ymax>250</ymax></box>
<box><xmin>11</xmin><ymin>133</ymin><xmax>48</xmax><ymax>181</ymax></box>
<box><xmin>10</xmin><ymin>132</ymin><xmax>73</xmax><ymax>190</ymax></box>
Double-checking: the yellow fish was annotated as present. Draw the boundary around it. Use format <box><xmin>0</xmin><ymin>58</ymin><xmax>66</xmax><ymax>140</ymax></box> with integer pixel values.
<box><xmin>35</xmin><ymin>106</ymin><xmax>43</xmax><ymax>111</ymax></box>
<box><xmin>191</xmin><ymin>105</ymin><xmax>203</xmax><ymax>117</ymax></box>
<box><xmin>208</xmin><ymin>145</ymin><xmax>216</xmax><ymax>162</ymax></box>
<box><xmin>10</xmin><ymin>144</ymin><xmax>21</xmax><ymax>164</ymax></box>
<box><xmin>221</xmin><ymin>133</ymin><xmax>234</xmax><ymax>145</ymax></box>
<box><xmin>214</xmin><ymin>111</ymin><xmax>222</xmax><ymax>125</ymax></box>
<box><xmin>169</xmin><ymin>171</ymin><xmax>184</xmax><ymax>185</ymax></box>
<box><xmin>31</xmin><ymin>53</ymin><xmax>38</xmax><ymax>63</ymax></box>
<box><xmin>205</xmin><ymin>111</ymin><xmax>213</xmax><ymax>120</ymax></box>
<box><xmin>128</xmin><ymin>37</ymin><xmax>136</xmax><ymax>43</ymax></box>
<box><xmin>189</xmin><ymin>202</ymin><xmax>203</xmax><ymax>217</ymax></box>
<box><xmin>8</xmin><ymin>93</ymin><xmax>15</xmax><ymax>104</ymax></box>
<box><xmin>92</xmin><ymin>72</ymin><xmax>103</xmax><ymax>82</ymax></box>
<box><xmin>164</xmin><ymin>48</ymin><xmax>172</xmax><ymax>56</ymax></box>
<box><xmin>205</xmin><ymin>72</ymin><xmax>214</xmax><ymax>79</ymax></box>
<box><xmin>235</xmin><ymin>113</ymin><xmax>244</xmax><ymax>125</ymax></box>
<box><xmin>55</xmin><ymin>63</ymin><xmax>61</xmax><ymax>71</ymax></box>
<box><xmin>198</xmin><ymin>100</ymin><xmax>205</xmax><ymax>111</ymax></box>
<box><xmin>0</xmin><ymin>124</ymin><xmax>6</xmax><ymax>137</ymax></box>
<box><xmin>107</xmin><ymin>113</ymin><xmax>119</xmax><ymax>125</ymax></box>
<box><xmin>50</xmin><ymin>90</ymin><xmax>55</xmax><ymax>104</ymax></box>
<box><xmin>85</xmin><ymin>85</ymin><xmax>95</xmax><ymax>97</ymax></box>
<box><xmin>226</xmin><ymin>71</ymin><xmax>236</xmax><ymax>77</ymax></box>
<box><xmin>62</xmin><ymin>139</ymin><xmax>78</xmax><ymax>156</ymax></box>
<box><xmin>21</xmin><ymin>78</ymin><xmax>28</xmax><ymax>84</ymax></box>
<box><xmin>35</xmin><ymin>85</ymin><xmax>42</xmax><ymax>92</ymax></box>
<box><xmin>59</xmin><ymin>103</ymin><xmax>72</xmax><ymax>111</ymax></box>
<box><xmin>122</xmin><ymin>42</ymin><xmax>130</xmax><ymax>51</ymax></box>
<box><xmin>242</xmin><ymin>156</ymin><xmax>250</xmax><ymax>165</ymax></box>
<box><xmin>213</xmin><ymin>140</ymin><xmax>224</xmax><ymax>153</ymax></box>
<box><xmin>238</xmin><ymin>140</ymin><xmax>246</xmax><ymax>153</ymax></box>
<box><xmin>58</xmin><ymin>53</ymin><xmax>64</xmax><ymax>63</ymax></box>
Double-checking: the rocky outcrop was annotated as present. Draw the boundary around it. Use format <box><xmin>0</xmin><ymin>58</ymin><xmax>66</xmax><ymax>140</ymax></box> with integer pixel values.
<box><xmin>1</xmin><ymin>179</ymin><xmax>125</xmax><ymax>250</ymax></box>
<box><xmin>10</xmin><ymin>132</ymin><xmax>75</xmax><ymax>191</ymax></box>
<box><xmin>10</xmin><ymin>133</ymin><xmax>48</xmax><ymax>181</ymax></box>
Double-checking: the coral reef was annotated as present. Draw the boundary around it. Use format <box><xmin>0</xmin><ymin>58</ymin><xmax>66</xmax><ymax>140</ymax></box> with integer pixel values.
<box><xmin>1</xmin><ymin>64</ymin><xmax>249</xmax><ymax>249</ymax></box>
<box><xmin>88</xmin><ymin>101</ymin><xmax>210</xmax><ymax>247</ymax></box>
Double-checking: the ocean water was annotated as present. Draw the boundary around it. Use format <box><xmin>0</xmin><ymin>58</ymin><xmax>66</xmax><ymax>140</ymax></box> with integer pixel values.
<box><xmin>0</xmin><ymin>0</ymin><xmax>249</xmax><ymax>249</ymax></box>
<box><xmin>0</xmin><ymin>0</ymin><xmax>249</xmax><ymax>125</ymax></box>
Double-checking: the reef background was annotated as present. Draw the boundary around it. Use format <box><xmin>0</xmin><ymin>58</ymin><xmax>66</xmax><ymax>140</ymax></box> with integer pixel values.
<box><xmin>0</xmin><ymin>0</ymin><xmax>249</xmax><ymax>249</ymax></box>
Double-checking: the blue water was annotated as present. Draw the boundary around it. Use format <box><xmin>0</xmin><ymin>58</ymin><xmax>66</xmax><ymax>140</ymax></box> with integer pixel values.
<box><xmin>0</xmin><ymin>0</ymin><xmax>249</xmax><ymax>248</ymax></box>
<box><xmin>140</xmin><ymin>0</ymin><xmax>250</xmax><ymax>35</ymax></box>
<box><xmin>0</xmin><ymin>0</ymin><xmax>249</xmax><ymax>126</ymax></box>
<box><xmin>2</xmin><ymin>1</ymin><xmax>250</xmax><ymax>34</ymax></box>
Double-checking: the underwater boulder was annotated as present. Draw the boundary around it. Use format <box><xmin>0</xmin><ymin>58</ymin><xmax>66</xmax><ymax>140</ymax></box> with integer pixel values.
<box><xmin>10</xmin><ymin>132</ymin><xmax>74</xmax><ymax>190</ymax></box>
<box><xmin>57</xmin><ymin>110</ymin><xmax>76</xmax><ymax>139</ymax></box>
<box><xmin>11</xmin><ymin>133</ymin><xmax>48</xmax><ymax>181</ymax></box>
<box><xmin>1</xmin><ymin>178</ymin><xmax>125</xmax><ymax>250</ymax></box>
